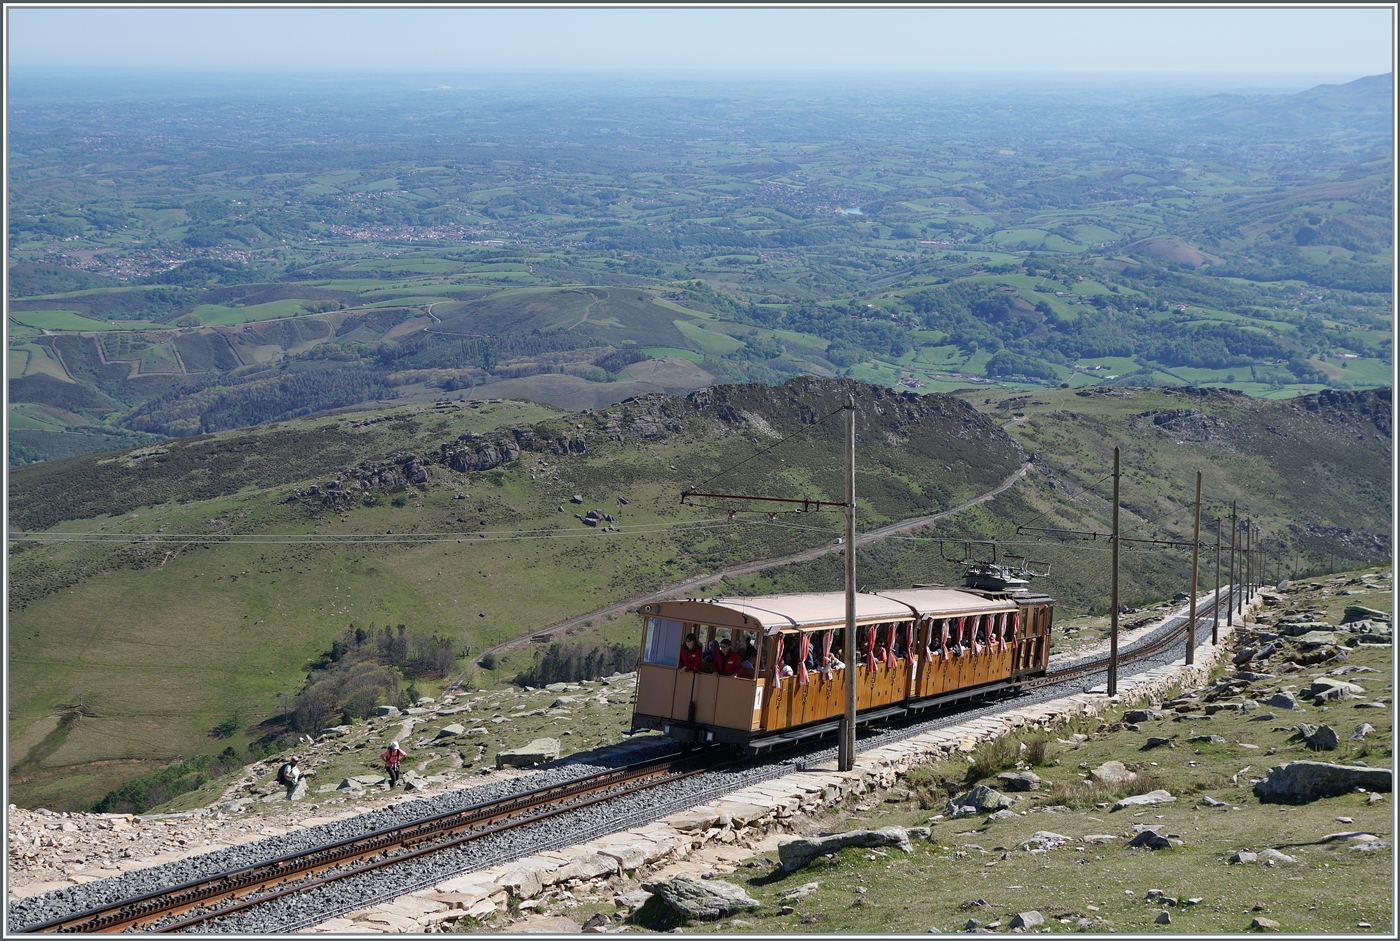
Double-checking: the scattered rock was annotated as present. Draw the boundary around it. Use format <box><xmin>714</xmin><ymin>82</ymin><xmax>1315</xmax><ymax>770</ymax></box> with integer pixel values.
<box><xmin>1259</xmin><ymin>849</ymin><xmax>1297</xmax><ymax>864</ymax></box>
<box><xmin>1201</xmin><ymin>795</ymin><xmax>1230</xmax><ymax>808</ymax></box>
<box><xmin>1251</xmin><ymin>916</ymin><xmax>1280</xmax><ymax>931</ymax></box>
<box><xmin>1089</xmin><ymin>761</ymin><xmax>1138</xmax><ymax>788</ymax></box>
<box><xmin>777</xmin><ymin>882</ymin><xmax>820</xmax><ymax>902</ymax></box>
<box><xmin>946</xmin><ymin>785</ymin><xmax>1016</xmax><ymax>816</ymax></box>
<box><xmin>496</xmin><ymin>738</ymin><xmax>561</xmax><ymax>769</ymax></box>
<box><xmin>435</xmin><ymin>723</ymin><xmax>466</xmax><ymax>740</ymax></box>
<box><xmin>1341</xmin><ymin>605</ymin><xmax>1389</xmax><ymax>624</ymax></box>
<box><xmin>1126</xmin><ymin>830</ymin><xmax>1172</xmax><ymax>850</ymax></box>
<box><xmin>642</xmin><ymin>874</ymin><xmax>761</xmax><ymax>921</ymax></box>
<box><xmin>614</xmin><ymin>889</ymin><xmax>654</xmax><ymax>911</ymax></box>
<box><xmin>1008</xmin><ymin>911</ymin><xmax>1044</xmax><ymax>930</ymax></box>
<box><xmin>1298</xmin><ymin>724</ymin><xmax>1340</xmax><ymax>751</ymax></box>
<box><xmin>778</xmin><ymin>827</ymin><xmax>913</xmax><ymax>872</ymax></box>
<box><xmin>995</xmin><ymin>771</ymin><xmax>1041</xmax><ymax>792</ymax></box>
<box><xmin>1263</xmin><ymin>691</ymin><xmax>1299</xmax><ymax>710</ymax></box>
<box><xmin>1112</xmin><ymin>790</ymin><xmax>1176</xmax><ymax>811</ymax></box>
<box><xmin>1254</xmin><ymin>761</ymin><xmax>1393</xmax><ymax>803</ymax></box>
<box><xmin>1190</xmin><ymin>734</ymin><xmax>1227</xmax><ymax>744</ymax></box>
<box><xmin>582</xmin><ymin>912</ymin><xmax>612</xmax><ymax>931</ymax></box>
<box><xmin>1143</xmin><ymin>737</ymin><xmax>1175</xmax><ymax>750</ymax></box>
<box><xmin>1229</xmin><ymin>851</ymin><xmax>1258</xmax><ymax>864</ymax></box>
<box><xmin>1124</xmin><ymin>709</ymin><xmax>1164</xmax><ymax>723</ymax></box>
<box><xmin>1155</xmin><ymin>911</ymin><xmax>1172</xmax><ymax>925</ymax></box>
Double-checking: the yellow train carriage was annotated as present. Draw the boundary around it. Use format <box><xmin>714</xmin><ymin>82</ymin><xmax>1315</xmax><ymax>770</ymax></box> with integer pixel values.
<box><xmin>631</xmin><ymin>579</ymin><xmax>1053</xmax><ymax>752</ymax></box>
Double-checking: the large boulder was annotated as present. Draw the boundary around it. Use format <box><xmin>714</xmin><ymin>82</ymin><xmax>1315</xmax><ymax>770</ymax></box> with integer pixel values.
<box><xmin>947</xmin><ymin>785</ymin><xmax>1016</xmax><ymax>816</ymax></box>
<box><xmin>641</xmin><ymin>874</ymin><xmax>761</xmax><ymax>921</ymax></box>
<box><xmin>1254</xmin><ymin>761</ymin><xmax>1393</xmax><ymax>803</ymax></box>
<box><xmin>1341</xmin><ymin>605</ymin><xmax>1390</xmax><ymax>625</ymax></box>
<box><xmin>1112</xmin><ymin>790</ymin><xmax>1176</xmax><ymax>812</ymax></box>
<box><xmin>435</xmin><ymin>723</ymin><xmax>467</xmax><ymax>740</ymax></box>
<box><xmin>1089</xmin><ymin>760</ymin><xmax>1139</xmax><ymax>788</ymax></box>
<box><xmin>778</xmin><ymin>827</ymin><xmax>913</xmax><ymax>872</ymax></box>
<box><xmin>496</xmin><ymin>738</ymin><xmax>561</xmax><ymax>769</ymax></box>
<box><xmin>1293</xmin><ymin>724</ymin><xmax>1340</xmax><ymax>751</ymax></box>
<box><xmin>996</xmin><ymin>771</ymin><xmax>1042</xmax><ymax>792</ymax></box>
<box><xmin>1306</xmin><ymin>678</ymin><xmax>1365</xmax><ymax>701</ymax></box>
<box><xmin>1263</xmin><ymin>691</ymin><xmax>1299</xmax><ymax>710</ymax></box>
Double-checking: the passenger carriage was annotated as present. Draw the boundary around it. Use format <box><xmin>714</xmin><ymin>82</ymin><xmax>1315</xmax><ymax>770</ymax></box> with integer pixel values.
<box><xmin>631</xmin><ymin>568</ymin><xmax>1053</xmax><ymax>752</ymax></box>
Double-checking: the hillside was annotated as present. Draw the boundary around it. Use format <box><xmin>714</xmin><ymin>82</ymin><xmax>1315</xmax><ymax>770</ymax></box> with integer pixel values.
<box><xmin>7</xmin><ymin>377</ymin><xmax>1023</xmax><ymax>810</ymax></box>
<box><xmin>7</xmin><ymin>378</ymin><xmax>1391</xmax><ymax>812</ymax></box>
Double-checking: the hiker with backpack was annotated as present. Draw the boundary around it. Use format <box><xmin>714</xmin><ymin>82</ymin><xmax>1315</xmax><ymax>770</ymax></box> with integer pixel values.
<box><xmin>276</xmin><ymin>756</ymin><xmax>302</xmax><ymax>798</ymax></box>
<box><xmin>381</xmin><ymin>740</ymin><xmax>407</xmax><ymax>788</ymax></box>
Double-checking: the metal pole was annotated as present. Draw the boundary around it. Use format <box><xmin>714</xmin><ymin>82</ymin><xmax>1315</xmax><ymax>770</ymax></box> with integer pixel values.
<box><xmin>839</xmin><ymin>394</ymin><xmax>857</xmax><ymax>772</ymax></box>
<box><xmin>1245</xmin><ymin>521</ymin><xmax>1252</xmax><ymax>609</ymax></box>
<box><xmin>1109</xmin><ymin>446</ymin><xmax>1120</xmax><ymax>697</ymax></box>
<box><xmin>1227</xmin><ymin>502</ymin><xmax>1237</xmax><ymax>626</ymax></box>
<box><xmin>1187</xmin><ymin>471</ymin><xmax>1201</xmax><ymax>665</ymax></box>
<box><xmin>1212</xmin><ymin>516</ymin><xmax>1221</xmax><ymax>645</ymax></box>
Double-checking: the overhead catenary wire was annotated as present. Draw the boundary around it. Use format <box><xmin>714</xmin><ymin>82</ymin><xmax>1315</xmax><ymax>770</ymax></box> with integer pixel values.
<box><xmin>688</xmin><ymin>402</ymin><xmax>846</xmax><ymax>491</ymax></box>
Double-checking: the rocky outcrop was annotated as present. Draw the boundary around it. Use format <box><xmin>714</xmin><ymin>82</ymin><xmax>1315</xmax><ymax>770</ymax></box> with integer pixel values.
<box><xmin>496</xmin><ymin>738</ymin><xmax>561</xmax><ymax>769</ymax></box>
<box><xmin>1253</xmin><ymin>761</ymin><xmax>1393</xmax><ymax>803</ymax></box>
<box><xmin>777</xmin><ymin>826</ymin><xmax>913</xmax><ymax>872</ymax></box>
<box><xmin>947</xmin><ymin>784</ymin><xmax>1015</xmax><ymax>815</ymax></box>
<box><xmin>641</xmin><ymin>874</ymin><xmax>760</xmax><ymax>921</ymax></box>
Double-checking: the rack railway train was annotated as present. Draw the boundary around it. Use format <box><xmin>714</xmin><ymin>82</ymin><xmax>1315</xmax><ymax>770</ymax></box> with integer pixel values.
<box><xmin>631</xmin><ymin>564</ymin><xmax>1054</xmax><ymax>753</ymax></box>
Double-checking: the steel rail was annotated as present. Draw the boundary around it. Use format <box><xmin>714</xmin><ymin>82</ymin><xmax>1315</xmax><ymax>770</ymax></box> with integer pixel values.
<box><xmin>17</xmin><ymin>750</ymin><xmax>722</xmax><ymax>934</ymax></box>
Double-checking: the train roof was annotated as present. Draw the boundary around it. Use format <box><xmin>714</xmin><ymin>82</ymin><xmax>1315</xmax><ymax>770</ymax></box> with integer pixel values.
<box><xmin>658</xmin><ymin>592</ymin><xmax>913</xmax><ymax>634</ymax></box>
<box><xmin>874</xmin><ymin>587</ymin><xmax>1017</xmax><ymax>617</ymax></box>
<box><xmin>650</xmin><ymin>588</ymin><xmax>1017</xmax><ymax>634</ymax></box>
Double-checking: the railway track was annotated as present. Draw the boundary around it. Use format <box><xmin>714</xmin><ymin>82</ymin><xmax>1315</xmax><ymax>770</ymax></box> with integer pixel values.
<box><xmin>16</xmin><ymin>750</ymin><xmax>726</xmax><ymax>934</ymax></box>
<box><xmin>14</xmin><ymin>588</ymin><xmax>1247</xmax><ymax>935</ymax></box>
<box><xmin>1029</xmin><ymin>591</ymin><xmax>1228</xmax><ymax>691</ymax></box>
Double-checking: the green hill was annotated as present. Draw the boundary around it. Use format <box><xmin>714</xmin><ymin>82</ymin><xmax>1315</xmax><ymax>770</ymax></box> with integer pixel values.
<box><xmin>6</xmin><ymin>379</ymin><xmax>1390</xmax><ymax>810</ymax></box>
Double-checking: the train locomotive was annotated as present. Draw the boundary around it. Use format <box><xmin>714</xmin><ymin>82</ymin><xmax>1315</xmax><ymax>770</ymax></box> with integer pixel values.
<box><xmin>631</xmin><ymin>563</ymin><xmax>1053</xmax><ymax>752</ymax></box>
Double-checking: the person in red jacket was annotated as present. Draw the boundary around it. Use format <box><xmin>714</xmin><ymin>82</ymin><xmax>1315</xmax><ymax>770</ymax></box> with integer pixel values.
<box><xmin>381</xmin><ymin>740</ymin><xmax>407</xmax><ymax>788</ymax></box>
<box><xmin>677</xmin><ymin>634</ymin><xmax>703</xmax><ymax>671</ymax></box>
<box><xmin>716</xmin><ymin>638</ymin><xmax>743</xmax><ymax>677</ymax></box>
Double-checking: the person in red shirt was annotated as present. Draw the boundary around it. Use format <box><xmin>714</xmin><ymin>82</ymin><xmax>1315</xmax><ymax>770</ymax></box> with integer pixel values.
<box><xmin>381</xmin><ymin>740</ymin><xmax>407</xmax><ymax>788</ymax></box>
<box><xmin>677</xmin><ymin>634</ymin><xmax>703</xmax><ymax>671</ymax></box>
<box><xmin>716</xmin><ymin>638</ymin><xmax>743</xmax><ymax>677</ymax></box>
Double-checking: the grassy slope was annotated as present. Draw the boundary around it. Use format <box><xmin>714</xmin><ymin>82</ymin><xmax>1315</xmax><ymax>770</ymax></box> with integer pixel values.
<box><xmin>651</xmin><ymin>569</ymin><xmax>1393</xmax><ymax>936</ymax></box>
<box><xmin>6</xmin><ymin>382</ymin><xmax>1389</xmax><ymax>810</ymax></box>
<box><xmin>7</xmin><ymin>378</ymin><xmax>1021</xmax><ymax>809</ymax></box>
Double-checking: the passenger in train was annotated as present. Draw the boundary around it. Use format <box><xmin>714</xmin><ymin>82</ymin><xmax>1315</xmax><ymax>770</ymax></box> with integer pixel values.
<box><xmin>716</xmin><ymin>638</ymin><xmax>743</xmax><ymax>676</ymax></box>
<box><xmin>701</xmin><ymin>639</ymin><xmax>720</xmax><ymax>666</ymax></box>
<box><xmin>677</xmin><ymin>634</ymin><xmax>703</xmax><ymax>671</ymax></box>
<box><xmin>741</xmin><ymin>642</ymin><xmax>757</xmax><ymax>671</ymax></box>
<box><xmin>804</xmin><ymin>633</ymin><xmax>822</xmax><ymax>672</ymax></box>
<box><xmin>893</xmin><ymin>622</ymin><xmax>910</xmax><ymax>660</ymax></box>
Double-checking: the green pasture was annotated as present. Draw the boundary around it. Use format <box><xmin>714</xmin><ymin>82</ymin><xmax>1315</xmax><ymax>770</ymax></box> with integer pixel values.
<box><xmin>672</xmin><ymin>319</ymin><xmax>745</xmax><ymax>356</ymax></box>
<box><xmin>642</xmin><ymin>347</ymin><xmax>705</xmax><ymax>364</ymax></box>
<box><xmin>8</xmin><ymin>310</ymin><xmax>141</xmax><ymax>332</ymax></box>
<box><xmin>190</xmin><ymin>299</ymin><xmax>318</xmax><ymax>326</ymax></box>
<box><xmin>8</xmin><ymin>407</ymin><xmax>65</xmax><ymax>430</ymax></box>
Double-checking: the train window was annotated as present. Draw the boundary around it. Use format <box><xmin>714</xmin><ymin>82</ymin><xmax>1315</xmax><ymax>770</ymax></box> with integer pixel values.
<box><xmin>642</xmin><ymin>617</ymin><xmax>684</xmax><ymax>666</ymax></box>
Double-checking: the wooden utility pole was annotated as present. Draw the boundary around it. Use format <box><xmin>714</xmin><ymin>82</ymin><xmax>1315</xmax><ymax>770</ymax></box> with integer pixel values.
<box><xmin>1108</xmin><ymin>446</ymin><xmax>1120</xmax><ymax>697</ymax></box>
<box><xmin>1187</xmin><ymin>471</ymin><xmax>1201</xmax><ymax>665</ymax></box>
<box><xmin>1212</xmin><ymin>516</ymin><xmax>1221</xmax><ymax>645</ymax></box>
<box><xmin>839</xmin><ymin>395</ymin><xmax>857</xmax><ymax>772</ymax></box>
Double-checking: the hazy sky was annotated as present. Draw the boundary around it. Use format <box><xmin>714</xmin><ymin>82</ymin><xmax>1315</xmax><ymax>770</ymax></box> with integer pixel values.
<box><xmin>6</xmin><ymin>6</ymin><xmax>1393</xmax><ymax>78</ymax></box>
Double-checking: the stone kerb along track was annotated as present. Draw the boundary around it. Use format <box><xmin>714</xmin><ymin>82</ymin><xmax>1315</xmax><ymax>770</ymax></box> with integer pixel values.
<box><xmin>316</xmin><ymin>592</ymin><xmax>1253</xmax><ymax>933</ymax></box>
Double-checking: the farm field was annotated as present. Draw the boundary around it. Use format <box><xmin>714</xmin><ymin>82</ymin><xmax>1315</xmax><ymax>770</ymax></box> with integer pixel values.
<box><xmin>6</xmin><ymin>72</ymin><xmax>1391</xmax><ymax>464</ymax></box>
